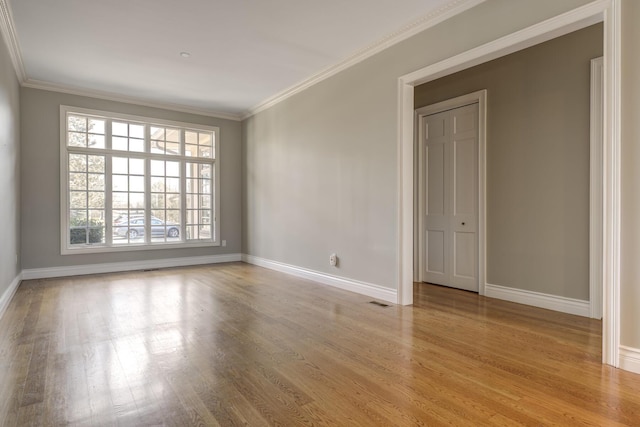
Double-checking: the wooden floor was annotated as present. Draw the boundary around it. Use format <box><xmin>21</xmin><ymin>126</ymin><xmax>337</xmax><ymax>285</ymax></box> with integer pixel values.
<box><xmin>1</xmin><ymin>263</ymin><xmax>639</xmax><ymax>426</ymax></box>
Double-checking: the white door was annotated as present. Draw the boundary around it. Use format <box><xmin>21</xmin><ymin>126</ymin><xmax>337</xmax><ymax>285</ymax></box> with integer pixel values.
<box><xmin>421</xmin><ymin>103</ymin><xmax>478</xmax><ymax>292</ymax></box>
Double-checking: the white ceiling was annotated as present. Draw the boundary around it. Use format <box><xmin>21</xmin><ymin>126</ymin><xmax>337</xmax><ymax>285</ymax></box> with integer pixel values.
<box><xmin>6</xmin><ymin>0</ymin><xmax>466</xmax><ymax>119</ymax></box>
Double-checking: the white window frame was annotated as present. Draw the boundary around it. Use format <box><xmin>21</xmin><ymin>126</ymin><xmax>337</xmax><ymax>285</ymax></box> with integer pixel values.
<box><xmin>60</xmin><ymin>105</ymin><xmax>221</xmax><ymax>254</ymax></box>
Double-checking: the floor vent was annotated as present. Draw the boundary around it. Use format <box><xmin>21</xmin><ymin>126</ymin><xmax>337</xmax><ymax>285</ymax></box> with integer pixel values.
<box><xmin>369</xmin><ymin>301</ymin><xmax>389</xmax><ymax>307</ymax></box>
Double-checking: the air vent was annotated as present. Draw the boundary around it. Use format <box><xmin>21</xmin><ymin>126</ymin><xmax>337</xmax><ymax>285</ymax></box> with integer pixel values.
<box><xmin>369</xmin><ymin>301</ymin><xmax>389</xmax><ymax>307</ymax></box>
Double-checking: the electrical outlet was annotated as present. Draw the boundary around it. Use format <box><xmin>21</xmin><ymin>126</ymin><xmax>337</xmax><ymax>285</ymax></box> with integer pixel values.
<box><xmin>329</xmin><ymin>253</ymin><xmax>338</xmax><ymax>267</ymax></box>
<box><xmin>222</xmin><ymin>240</ymin><xmax>227</xmax><ymax>247</ymax></box>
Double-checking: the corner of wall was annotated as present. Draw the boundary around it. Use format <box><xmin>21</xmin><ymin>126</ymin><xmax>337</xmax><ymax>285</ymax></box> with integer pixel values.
<box><xmin>619</xmin><ymin>346</ymin><xmax>640</xmax><ymax>375</ymax></box>
<box><xmin>242</xmin><ymin>254</ymin><xmax>398</xmax><ymax>303</ymax></box>
<box><xmin>0</xmin><ymin>272</ymin><xmax>21</xmax><ymax>320</ymax></box>
<box><xmin>485</xmin><ymin>283</ymin><xmax>591</xmax><ymax>317</ymax></box>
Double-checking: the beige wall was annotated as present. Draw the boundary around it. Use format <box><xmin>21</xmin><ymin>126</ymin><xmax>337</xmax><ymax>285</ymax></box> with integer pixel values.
<box><xmin>621</xmin><ymin>0</ymin><xmax>640</xmax><ymax>348</ymax></box>
<box><xmin>414</xmin><ymin>24</ymin><xmax>603</xmax><ymax>300</ymax></box>
<box><xmin>242</xmin><ymin>0</ymin><xmax>593</xmax><ymax>291</ymax></box>
<box><xmin>20</xmin><ymin>88</ymin><xmax>242</xmax><ymax>269</ymax></box>
<box><xmin>0</xmin><ymin>29</ymin><xmax>21</xmax><ymax>296</ymax></box>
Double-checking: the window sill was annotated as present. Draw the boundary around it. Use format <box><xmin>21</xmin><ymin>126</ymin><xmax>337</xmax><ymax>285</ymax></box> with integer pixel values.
<box><xmin>61</xmin><ymin>240</ymin><xmax>220</xmax><ymax>255</ymax></box>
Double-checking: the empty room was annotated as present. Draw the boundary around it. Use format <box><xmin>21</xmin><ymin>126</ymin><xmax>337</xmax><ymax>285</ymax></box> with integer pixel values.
<box><xmin>1</xmin><ymin>0</ymin><xmax>640</xmax><ymax>425</ymax></box>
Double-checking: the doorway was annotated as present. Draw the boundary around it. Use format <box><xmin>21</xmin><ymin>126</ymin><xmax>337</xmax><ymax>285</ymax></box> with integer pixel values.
<box><xmin>397</xmin><ymin>3</ymin><xmax>619</xmax><ymax>367</ymax></box>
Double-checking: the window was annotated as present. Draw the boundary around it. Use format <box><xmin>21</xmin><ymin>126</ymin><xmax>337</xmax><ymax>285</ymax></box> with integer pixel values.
<box><xmin>61</xmin><ymin>106</ymin><xmax>220</xmax><ymax>254</ymax></box>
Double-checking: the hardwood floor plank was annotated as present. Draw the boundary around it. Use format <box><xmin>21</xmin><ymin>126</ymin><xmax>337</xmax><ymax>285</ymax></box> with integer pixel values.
<box><xmin>1</xmin><ymin>343</ymin><xmax>33</xmax><ymax>425</ymax></box>
<box><xmin>20</xmin><ymin>336</ymin><xmax>49</xmax><ymax>407</ymax></box>
<box><xmin>1</xmin><ymin>263</ymin><xmax>640</xmax><ymax>426</ymax></box>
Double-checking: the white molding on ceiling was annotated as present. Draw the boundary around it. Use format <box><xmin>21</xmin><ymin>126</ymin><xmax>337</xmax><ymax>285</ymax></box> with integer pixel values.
<box><xmin>22</xmin><ymin>78</ymin><xmax>243</xmax><ymax>121</ymax></box>
<box><xmin>1</xmin><ymin>0</ymin><xmax>241</xmax><ymax>121</ymax></box>
<box><xmin>242</xmin><ymin>0</ymin><xmax>486</xmax><ymax>119</ymax></box>
<box><xmin>0</xmin><ymin>0</ymin><xmax>26</xmax><ymax>82</ymax></box>
<box><xmin>3</xmin><ymin>0</ymin><xmax>483</xmax><ymax>121</ymax></box>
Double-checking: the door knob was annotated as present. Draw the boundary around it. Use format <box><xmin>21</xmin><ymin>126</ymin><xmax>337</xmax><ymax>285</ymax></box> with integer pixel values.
<box><xmin>462</xmin><ymin>222</ymin><xmax>465</xmax><ymax>226</ymax></box>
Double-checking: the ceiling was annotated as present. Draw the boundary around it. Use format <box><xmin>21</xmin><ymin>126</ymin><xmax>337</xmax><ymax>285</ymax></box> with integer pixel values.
<box><xmin>4</xmin><ymin>0</ymin><xmax>473</xmax><ymax>119</ymax></box>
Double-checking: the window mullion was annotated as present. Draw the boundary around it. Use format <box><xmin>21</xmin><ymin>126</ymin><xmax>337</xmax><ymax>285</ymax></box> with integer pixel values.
<box><xmin>62</xmin><ymin>148</ymin><xmax>69</xmax><ymax>250</ymax></box>
<box><xmin>105</xmin><ymin>120</ymin><xmax>113</xmax><ymax>246</ymax></box>
<box><xmin>145</xmin><ymin>125</ymin><xmax>151</xmax><ymax>244</ymax></box>
<box><xmin>85</xmin><ymin>180</ymin><xmax>89</xmax><ymax>245</ymax></box>
<box><xmin>105</xmin><ymin>156</ymin><xmax>113</xmax><ymax>247</ymax></box>
<box><xmin>181</xmin><ymin>159</ymin><xmax>187</xmax><ymax>243</ymax></box>
<box><xmin>180</xmin><ymin>129</ymin><xmax>186</xmax><ymax>243</ymax></box>
<box><xmin>213</xmin><ymin>129</ymin><xmax>219</xmax><ymax>243</ymax></box>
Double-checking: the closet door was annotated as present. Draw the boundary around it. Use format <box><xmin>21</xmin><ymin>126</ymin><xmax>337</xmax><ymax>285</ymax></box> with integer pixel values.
<box><xmin>422</xmin><ymin>103</ymin><xmax>478</xmax><ymax>292</ymax></box>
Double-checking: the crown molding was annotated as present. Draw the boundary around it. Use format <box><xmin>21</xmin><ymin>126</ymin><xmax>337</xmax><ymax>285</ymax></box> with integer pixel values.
<box><xmin>4</xmin><ymin>0</ymin><xmax>484</xmax><ymax>122</ymax></box>
<box><xmin>242</xmin><ymin>0</ymin><xmax>486</xmax><ymax>120</ymax></box>
<box><xmin>22</xmin><ymin>78</ymin><xmax>243</xmax><ymax>121</ymax></box>
<box><xmin>0</xmin><ymin>0</ymin><xmax>26</xmax><ymax>82</ymax></box>
<box><xmin>1</xmin><ymin>0</ymin><xmax>240</xmax><ymax>120</ymax></box>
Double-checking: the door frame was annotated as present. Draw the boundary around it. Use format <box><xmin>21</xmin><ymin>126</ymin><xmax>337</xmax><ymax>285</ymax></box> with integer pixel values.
<box><xmin>414</xmin><ymin>90</ymin><xmax>487</xmax><ymax>294</ymax></box>
<box><xmin>397</xmin><ymin>0</ymin><xmax>620</xmax><ymax>367</ymax></box>
<box><xmin>590</xmin><ymin>56</ymin><xmax>604</xmax><ymax>320</ymax></box>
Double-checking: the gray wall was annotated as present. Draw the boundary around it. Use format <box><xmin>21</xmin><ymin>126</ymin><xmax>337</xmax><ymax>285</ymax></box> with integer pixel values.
<box><xmin>621</xmin><ymin>0</ymin><xmax>640</xmax><ymax>349</ymax></box>
<box><xmin>0</xmin><ymin>30</ymin><xmax>21</xmax><ymax>295</ymax></box>
<box><xmin>414</xmin><ymin>24</ymin><xmax>602</xmax><ymax>300</ymax></box>
<box><xmin>242</xmin><ymin>0</ymin><xmax>593</xmax><ymax>291</ymax></box>
<box><xmin>20</xmin><ymin>88</ymin><xmax>242</xmax><ymax>269</ymax></box>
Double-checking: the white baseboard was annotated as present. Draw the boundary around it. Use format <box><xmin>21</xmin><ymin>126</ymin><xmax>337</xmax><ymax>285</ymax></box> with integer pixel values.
<box><xmin>485</xmin><ymin>283</ymin><xmax>590</xmax><ymax>317</ymax></box>
<box><xmin>21</xmin><ymin>253</ymin><xmax>242</xmax><ymax>280</ymax></box>
<box><xmin>0</xmin><ymin>272</ymin><xmax>22</xmax><ymax>320</ymax></box>
<box><xmin>242</xmin><ymin>254</ymin><xmax>397</xmax><ymax>303</ymax></box>
<box><xmin>619</xmin><ymin>346</ymin><xmax>640</xmax><ymax>375</ymax></box>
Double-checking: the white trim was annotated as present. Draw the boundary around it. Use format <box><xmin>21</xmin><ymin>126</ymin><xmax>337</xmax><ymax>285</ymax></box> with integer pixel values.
<box><xmin>60</xmin><ymin>104</ymin><xmax>226</xmax><ymax>131</ymax></box>
<box><xmin>590</xmin><ymin>56</ymin><xmax>604</xmax><ymax>319</ymax></box>
<box><xmin>398</xmin><ymin>1</ymin><xmax>612</xmax><ymax>306</ymax></box>
<box><xmin>242</xmin><ymin>254</ymin><xmax>397</xmax><ymax>304</ymax></box>
<box><xmin>401</xmin><ymin>3</ymin><xmax>604</xmax><ymax>88</ymax></box>
<box><xmin>60</xmin><ymin>105</ymin><xmax>221</xmax><ymax>255</ymax></box>
<box><xmin>0</xmin><ymin>0</ymin><xmax>25</xmax><ymax>82</ymax></box>
<box><xmin>397</xmin><ymin>0</ymin><xmax>620</xmax><ymax>368</ymax></box>
<box><xmin>243</xmin><ymin>0</ymin><xmax>485</xmax><ymax>120</ymax></box>
<box><xmin>23</xmin><ymin>79</ymin><xmax>241</xmax><ymax>122</ymax></box>
<box><xmin>619</xmin><ymin>346</ymin><xmax>640</xmax><ymax>375</ymax></box>
<box><xmin>0</xmin><ymin>273</ymin><xmax>22</xmax><ymax>320</ymax></box>
<box><xmin>398</xmin><ymin>81</ymin><xmax>415</xmax><ymax>306</ymax></box>
<box><xmin>4</xmin><ymin>0</ymin><xmax>483</xmax><ymax>122</ymax></box>
<box><xmin>602</xmin><ymin>0</ymin><xmax>621</xmax><ymax>368</ymax></box>
<box><xmin>21</xmin><ymin>254</ymin><xmax>241</xmax><ymax>280</ymax></box>
<box><xmin>414</xmin><ymin>90</ymin><xmax>487</xmax><ymax>295</ymax></box>
<box><xmin>485</xmin><ymin>283</ymin><xmax>590</xmax><ymax>317</ymax></box>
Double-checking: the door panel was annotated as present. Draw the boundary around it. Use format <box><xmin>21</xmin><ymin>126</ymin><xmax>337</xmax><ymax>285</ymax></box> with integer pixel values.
<box><xmin>421</xmin><ymin>103</ymin><xmax>478</xmax><ymax>291</ymax></box>
<box><xmin>426</xmin><ymin>230</ymin><xmax>446</xmax><ymax>276</ymax></box>
<box><xmin>453</xmin><ymin>137</ymin><xmax>476</xmax><ymax>216</ymax></box>
<box><xmin>427</xmin><ymin>144</ymin><xmax>445</xmax><ymax>216</ymax></box>
<box><xmin>423</xmin><ymin>110</ymin><xmax>450</xmax><ymax>285</ymax></box>
<box><xmin>453</xmin><ymin>109</ymin><xmax>476</xmax><ymax>133</ymax></box>
<box><xmin>453</xmin><ymin>231</ymin><xmax>476</xmax><ymax>284</ymax></box>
